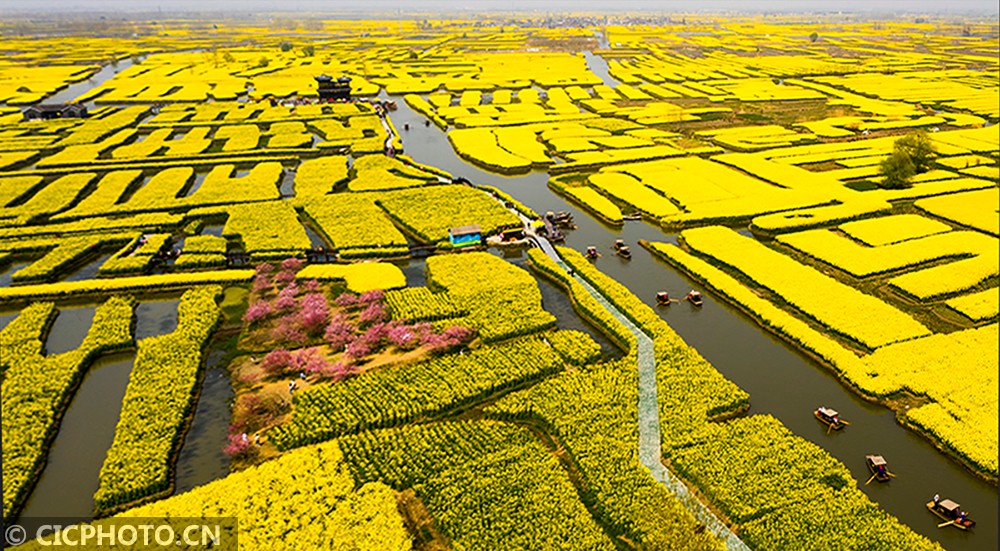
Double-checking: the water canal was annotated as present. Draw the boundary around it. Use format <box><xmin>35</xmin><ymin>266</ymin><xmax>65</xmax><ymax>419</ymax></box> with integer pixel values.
<box><xmin>44</xmin><ymin>306</ymin><xmax>96</xmax><ymax>356</ymax></box>
<box><xmin>42</xmin><ymin>58</ymin><xmax>138</xmax><ymax>106</ymax></box>
<box><xmin>173</xmin><ymin>341</ymin><xmax>234</xmax><ymax>495</ymax></box>
<box><xmin>385</xmin><ymin>94</ymin><xmax>998</xmax><ymax>551</ymax></box>
<box><xmin>12</xmin><ymin>298</ymin><xmax>230</xmax><ymax>526</ymax></box>
<box><xmin>16</xmin><ymin>353</ymin><xmax>134</xmax><ymax>525</ymax></box>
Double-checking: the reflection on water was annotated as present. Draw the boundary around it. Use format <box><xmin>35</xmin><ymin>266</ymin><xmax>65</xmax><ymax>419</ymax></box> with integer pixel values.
<box><xmin>173</xmin><ymin>344</ymin><xmax>233</xmax><ymax>495</ymax></box>
<box><xmin>43</xmin><ymin>58</ymin><xmax>137</xmax><ymax>105</ymax></box>
<box><xmin>0</xmin><ymin>262</ymin><xmax>30</xmax><ymax>287</ymax></box>
<box><xmin>201</xmin><ymin>225</ymin><xmax>225</xmax><ymax>237</ymax></box>
<box><xmin>400</xmin><ymin>260</ymin><xmax>428</xmax><ymax>288</ymax></box>
<box><xmin>17</xmin><ymin>353</ymin><xmax>135</xmax><ymax>523</ymax></box>
<box><xmin>45</xmin><ymin>306</ymin><xmax>96</xmax><ymax>356</ymax></box>
<box><xmin>532</xmin><ymin>262</ymin><xmax>623</xmax><ymax>361</ymax></box>
<box><xmin>182</xmin><ymin>171</ymin><xmax>209</xmax><ymax>198</ymax></box>
<box><xmin>302</xmin><ymin>222</ymin><xmax>331</xmax><ymax>249</ymax></box>
<box><xmin>0</xmin><ymin>310</ymin><xmax>18</xmax><ymax>331</ymax></box>
<box><xmin>583</xmin><ymin>50</ymin><xmax>617</xmax><ymax>88</ymax></box>
<box><xmin>135</xmin><ymin>300</ymin><xmax>180</xmax><ymax>340</ymax></box>
<box><xmin>64</xmin><ymin>253</ymin><xmax>113</xmax><ymax>282</ymax></box>
<box><xmin>279</xmin><ymin>168</ymin><xmax>296</xmax><ymax>198</ymax></box>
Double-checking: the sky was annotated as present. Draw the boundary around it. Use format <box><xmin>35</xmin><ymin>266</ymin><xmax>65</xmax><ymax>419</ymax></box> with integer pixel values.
<box><xmin>4</xmin><ymin>0</ymin><xmax>998</xmax><ymax>13</ymax></box>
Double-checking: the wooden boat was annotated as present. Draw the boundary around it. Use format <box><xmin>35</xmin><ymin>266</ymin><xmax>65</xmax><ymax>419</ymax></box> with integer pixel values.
<box><xmin>616</xmin><ymin>245</ymin><xmax>632</xmax><ymax>260</ymax></box>
<box><xmin>927</xmin><ymin>499</ymin><xmax>975</xmax><ymax>530</ymax></box>
<box><xmin>622</xmin><ymin>213</ymin><xmax>642</xmax><ymax>221</ymax></box>
<box><xmin>656</xmin><ymin>292</ymin><xmax>672</xmax><ymax>305</ymax></box>
<box><xmin>815</xmin><ymin>407</ymin><xmax>846</xmax><ymax>431</ymax></box>
<box><xmin>613</xmin><ymin>239</ymin><xmax>627</xmax><ymax>251</ymax></box>
<box><xmin>585</xmin><ymin>246</ymin><xmax>599</xmax><ymax>260</ymax></box>
<box><xmin>685</xmin><ymin>290</ymin><xmax>704</xmax><ymax>307</ymax></box>
<box><xmin>866</xmin><ymin>455</ymin><xmax>891</xmax><ymax>483</ymax></box>
<box><xmin>546</xmin><ymin>211</ymin><xmax>573</xmax><ymax>224</ymax></box>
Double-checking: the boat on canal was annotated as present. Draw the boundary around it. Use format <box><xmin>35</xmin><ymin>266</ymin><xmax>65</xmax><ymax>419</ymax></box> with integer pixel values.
<box><xmin>865</xmin><ymin>455</ymin><xmax>893</xmax><ymax>483</ymax></box>
<box><xmin>928</xmin><ymin>498</ymin><xmax>975</xmax><ymax>530</ymax></box>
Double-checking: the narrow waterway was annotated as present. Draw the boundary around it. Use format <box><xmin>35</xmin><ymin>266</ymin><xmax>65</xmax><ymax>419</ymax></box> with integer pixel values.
<box><xmin>279</xmin><ymin>168</ymin><xmax>296</xmax><ymax>198</ymax></box>
<box><xmin>0</xmin><ymin>310</ymin><xmax>18</xmax><ymax>331</ymax></box>
<box><xmin>301</xmin><ymin>221</ymin><xmax>331</xmax><ymax>250</ymax></box>
<box><xmin>583</xmin><ymin>51</ymin><xmax>617</xmax><ymax>89</ymax></box>
<box><xmin>15</xmin><ymin>298</ymin><xmax>192</xmax><ymax>525</ymax></box>
<box><xmin>0</xmin><ymin>262</ymin><xmax>30</xmax><ymax>287</ymax></box>
<box><xmin>63</xmin><ymin>253</ymin><xmax>113</xmax><ymax>283</ymax></box>
<box><xmin>135</xmin><ymin>299</ymin><xmax>179</xmax><ymax>340</ymax></box>
<box><xmin>510</xmin><ymin>255</ymin><xmax>622</xmax><ymax>361</ymax></box>
<box><xmin>44</xmin><ymin>306</ymin><xmax>96</xmax><ymax>356</ymax></box>
<box><xmin>134</xmin><ymin>298</ymin><xmax>236</xmax><ymax>495</ymax></box>
<box><xmin>201</xmin><ymin>225</ymin><xmax>225</xmax><ymax>237</ymax></box>
<box><xmin>172</xmin><ymin>342</ymin><xmax>233</xmax><ymax>495</ymax></box>
<box><xmin>400</xmin><ymin>260</ymin><xmax>428</xmax><ymax>288</ymax></box>
<box><xmin>16</xmin><ymin>353</ymin><xmax>134</xmax><ymax>526</ymax></box>
<box><xmin>386</xmin><ymin>96</ymin><xmax>998</xmax><ymax>551</ymax></box>
<box><xmin>43</xmin><ymin>58</ymin><xmax>137</xmax><ymax>105</ymax></box>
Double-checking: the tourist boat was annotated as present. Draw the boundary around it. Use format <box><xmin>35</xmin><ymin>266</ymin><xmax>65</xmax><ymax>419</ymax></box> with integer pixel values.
<box><xmin>547</xmin><ymin>212</ymin><xmax>574</xmax><ymax>229</ymax></box>
<box><xmin>815</xmin><ymin>406</ymin><xmax>847</xmax><ymax>431</ymax></box>
<box><xmin>616</xmin><ymin>245</ymin><xmax>632</xmax><ymax>260</ymax></box>
<box><xmin>656</xmin><ymin>292</ymin><xmax>672</xmax><ymax>305</ymax></box>
<box><xmin>622</xmin><ymin>213</ymin><xmax>642</xmax><ymax>221</ymax></box>
<box><xmin>585</xmin><ymin>246</ymin><xmax>599</xmax><ymax>260</ymax></box>
<box><xmin>865</xmin><ymin>455</ymin><xmax>892</xmax><ymax>483</ymax></box>
<box><xmin>927</xmin><ymin>498</ymin><xmax>975</xmax><ymax>530</ymax></box>
<box><xmin>685</xmin><ymin>290</ymin><xmax>704</xmax><ymax>307</ymax></box>
<box><xmin>613</xmin><ymin>239</ymin><xmax>627</xmax><ymax>251</ymax></box>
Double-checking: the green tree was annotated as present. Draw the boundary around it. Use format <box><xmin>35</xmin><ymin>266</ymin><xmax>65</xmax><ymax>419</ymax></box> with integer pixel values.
<box><xmin>302</xmin><ymin>45</ymin><xmax>315</xmax><ymax>57</ymax></box>
<box><xmin>878</xmin><ymin>149</ymin><xmax>916</xmax><ymax>189</ymax></box>
<box><xmin>877</xmin><ymin>130</ymin><xmax>936</xmax><ymax>189</ymax></box>
<box><xmin>809</xmin><ymin>32</ymin><xmax>819</xmax><ymax>42</ymax></box>
<box><xmin>279</xmin><ymin>41</ymin><xmax>293</xmax><ymax>52</ymax></box>
<box><xmin>895</xmin><ymin>130</ymin><xmax>934</xmax><ymax>173</ymax></box>
<box><xmin>257</xmin><ymin>56</ymin><xmax>270</xmax><ymax>68</ymax></box>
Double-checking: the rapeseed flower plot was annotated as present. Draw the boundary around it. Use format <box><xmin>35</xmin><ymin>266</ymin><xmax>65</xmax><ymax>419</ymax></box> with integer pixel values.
<box><xmin>778</xmin><ymin>229</ymin><xmax>997</xmax><ymax>278</ymax></box>
<box><xmin>113</xmin><ymin>443</ymin><xmax>410</xmax><ymax>551</ymax></box>
<box><xmin>95</xmin><ymin>287</ymin><xmax>221</xmax><ymax>513</ymax></box>
<box><xmin>915</xmin><ymin>187</ymin><xmax>1000</xmax><ymax>236</ymax></box>
<box><xmin>680</xmin><ymin>226</ymin><xmax>931</xmax><ymax>349</ymax></box>
<box><xmin>838</xmin><ymin>214</ymin><xmax>951</xmax><ymax>246</ymax></box>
